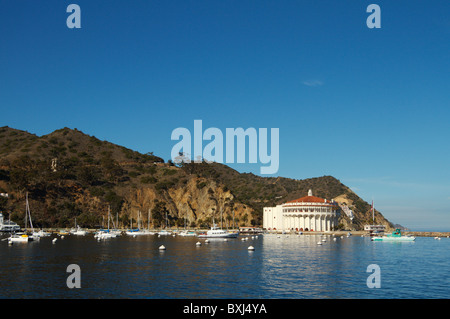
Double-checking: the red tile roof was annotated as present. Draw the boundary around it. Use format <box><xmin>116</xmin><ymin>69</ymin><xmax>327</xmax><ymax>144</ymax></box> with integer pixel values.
<box><xmin>287</xmin><ymin>195</ymin><xmax>326</xmax><ymax>204</ymax></box>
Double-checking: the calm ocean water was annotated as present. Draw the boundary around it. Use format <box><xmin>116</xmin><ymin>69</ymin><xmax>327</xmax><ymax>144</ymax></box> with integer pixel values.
<box><xmin>1</xmin><ymin>233</ymin><xmax>449</xmax><ymax>299</ymax></box>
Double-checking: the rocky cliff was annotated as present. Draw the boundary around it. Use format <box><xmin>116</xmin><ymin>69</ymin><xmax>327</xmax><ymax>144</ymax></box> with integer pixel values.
<box><xmin>0</xmin><ymin>126</ymin><xmax>393</xmax><ymax>230</ymax></box>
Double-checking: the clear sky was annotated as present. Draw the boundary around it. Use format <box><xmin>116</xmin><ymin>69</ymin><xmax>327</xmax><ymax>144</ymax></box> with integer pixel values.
<box><xmin>1</xmin><ymin>1</ymin><xmax>449</xmax><ymax>231</ymax></box>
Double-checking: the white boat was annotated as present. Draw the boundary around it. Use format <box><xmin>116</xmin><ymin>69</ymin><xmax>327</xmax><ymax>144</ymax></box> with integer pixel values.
<box><xmin>197</xmin><ymin>225</ymin><xmax>239</xmax><ymax>238</ymax></box>
<box><xmin>94</xmin><ymin>229</ymin><xmax>119</xmax><ymax>239</ymax></box>
<box><xmin>371</xmin><ymin>229</ymin><xmax>415</xmax><ymax>242</ymax></box>
<box><xmin>32</xmin><ymin>229</ymin><xmax>51</xmax><ymax>237</ymax></box>
<box><xmin>126</xmin><ymin>228</ymin><xmax>155</xmax><ymax>236</ymax></box>
<box><xmin>125</xmin><ymin>210</ymin><xmax>154</xmax><ymax>235</ymax></box>
<box><xmin>178</xmin><ymin>209</ymin><xmax>196</xmax><ymax>236</ymax></box>
<box><xmin>24</xmin><ymin>192</ymin><xmax>40</xmax><ymax>240</ymax></box>
<box><xmin>156</xmin><ymin>211</ymin><xmax>173</xmax><ymax>236</ymax></box>
<box><xmin>70</xmin><ymin>218</ymin><xmax>87</xmax><ymax>235</ymax></box>
<box><xmin>0</xmin><ymin>213</ymin><xmax>21</xmax><ymax>232</ymax></box>
<box><xmin>8</xmin><ymin>233</ymin><xmax>32</xmax><ymax>243</ymax></box>
<box><xmin>95</xmin><ymin>206</ymin><xmax>122</xmax><ymax>239</ymax></box>
<box><xmin>179</xmin><ymin>230</ymin><xmax>197</xmax><ymax>237</ymax></box>
<box><xmin>70</xmin><ymin>226</ymin><xmax>87</xmax><ymax>236</ymax></box>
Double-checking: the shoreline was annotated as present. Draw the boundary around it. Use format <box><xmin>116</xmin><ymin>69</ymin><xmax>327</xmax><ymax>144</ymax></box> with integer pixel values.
<box><xmin>8</xmin><ymin>228</ymin><xmax>450</xmax><ymax>238</ymax></box>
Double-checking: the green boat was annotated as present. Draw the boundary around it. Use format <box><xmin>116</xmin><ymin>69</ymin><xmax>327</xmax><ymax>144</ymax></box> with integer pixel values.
<box><xmin>371</xmin><ymin>228</ymin><xmax>415</xmax><ymax>242</ymax></box>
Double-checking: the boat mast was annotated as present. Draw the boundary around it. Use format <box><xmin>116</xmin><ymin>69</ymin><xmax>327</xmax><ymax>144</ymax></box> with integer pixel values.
<box><xmin>148</xmin><ymin>208</ymin><xmax>151</xmax><ymax>230</ymax></box>
<box><xmin>108</xmin><ymin>205</ymin><xmax>110</xmax><ymax>231</ymax></box>
<box><xmin>25</xmin><ymin>192</ymin><xmax>34</xmax><ymax>232</ymax></box>
<box><xmin>372</xmin><ymin>200</ymin><xmax>375</xmax><ymax>225</ymax></box>
<box><xmin>165</xmin><ymin>211</ymin><xmax>168</xmax><ymax>229</ymax></box>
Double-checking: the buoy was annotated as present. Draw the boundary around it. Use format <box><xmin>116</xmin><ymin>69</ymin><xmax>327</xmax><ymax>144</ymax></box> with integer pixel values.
<box><xmin>223</xmin><ymin>239</ymin><xmax>228</xmax><ymax>242</ymax></box>
<box><xmin>159</xmin><ymin>245</ymin><xmax>166</xmax><ymax>250</ymax></box>
<box><xmin>205</xmin><ymin>239</ymin><xmax>209</xmax><ymax>243</ymax></box>
<box><xmin>333</xmin><ymin>238</ymin><xmax>337</xmax><ymax>241</ymax></box>
<box><xmin>61</xmin><ymin>236</ymin><xmax>64</xmax><ymax>239</ymax></box>
<box><xmin>317</xmin><ymin>241</ymin><xmax>322</xmax><ymax>245</ymax></box>
<box><xmin>52</xmin><ymin>238</ymin><xmax>57</xmax><ymax>244</ymax></box>
<box><xmin>133</xmin><ymin>235</ymin><xmax>136</xmax><ymax>238</ymax></box>
<box><xmin>196</xmin><ymin>241</ymin><xmax>202</xmax><ymax>246</ymax></box>
<box><xmin>248</xmin><ymin>246</ymin><xmax>255</xmax><ymax>251</ymax></box>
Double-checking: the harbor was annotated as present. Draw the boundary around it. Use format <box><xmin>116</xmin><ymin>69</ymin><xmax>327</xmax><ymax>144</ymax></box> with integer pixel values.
<box><xmin>2</xmin><ymin>229</ymin><xmax>450</xmax><ymax>299</ymax></box>
<box><xmin>6</xmin><ymin>227</ymin><xmax>450</xmax><ymax>238</ymax></box>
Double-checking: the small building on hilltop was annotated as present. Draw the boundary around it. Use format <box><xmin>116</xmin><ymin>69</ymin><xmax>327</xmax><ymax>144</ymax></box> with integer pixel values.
<box><xmin>263</xmin><ymin>189</ymin><xmax>340</xmax><ymax>232</ymax></box>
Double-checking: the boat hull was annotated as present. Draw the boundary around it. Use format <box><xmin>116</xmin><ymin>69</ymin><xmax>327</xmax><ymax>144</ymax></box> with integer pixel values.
<box><xmin>179</xmin><ymin>232</ymin><xmax>197</xmax><ymax>237</ymax></box>
<box><xmin>72</xmin><ymin>231</ymin><xmax>87</xmax><ymax>236</ymax></box>
<box><xmin>126</xmin><ymin>231</ymin><xmax>155</xmax><ymax>236</ymax></box>
<box><xmin>8</xmin><ymin>235</ymin><xmax>32</xmax><ymax>243</ymax></box>
<box><xmin>371</xmin><ymin>236</ymin><xmax>415</xmax><ymax>242</ymax></box>
<box><xmin>198</xmin><ymin>232</ymin><xmax>239</xmax><ymax>238</ymax></box>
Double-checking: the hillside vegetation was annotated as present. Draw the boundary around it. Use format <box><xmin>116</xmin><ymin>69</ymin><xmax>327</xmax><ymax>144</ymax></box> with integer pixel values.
<box><xmin>0</xmin><ymin>126</ymin><xmax>393</xmax><ymax>230</ymax></box>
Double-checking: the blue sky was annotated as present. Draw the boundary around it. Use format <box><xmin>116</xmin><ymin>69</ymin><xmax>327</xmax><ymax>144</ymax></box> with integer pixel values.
<box><xmin>1</xmin><ymin>1</ymin><xmax>449</xmax><ymax>231</ymax></box>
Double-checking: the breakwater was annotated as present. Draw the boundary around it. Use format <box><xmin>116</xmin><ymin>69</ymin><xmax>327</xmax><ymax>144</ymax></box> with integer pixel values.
<box><xmin>405</xmin><ymin>231</ymin><xmax>450</xmax><ymax>238</ymax></box>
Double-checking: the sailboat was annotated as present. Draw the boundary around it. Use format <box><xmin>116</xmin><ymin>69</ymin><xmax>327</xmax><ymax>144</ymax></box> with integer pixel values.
<box><xmin>179</xmin><ymin>210</ymin><xmax>196</xmax><ymax>237</ymax></box>
<box><xmin>94</xmin><ymin>206</ymin><xmax>120</xmax><ymax>239</ymax></box>
<box><xmin>8</xmin><ymin>193</ymin><xmax>35</xmax><ymax>243</ymax></box>
<box><xmin>70</xmin><ymin>218</ymin><xmax>87</xmax><ymax>236</ymax></box>
<box><xmin>126</xmin><ymin>209</ymin><xmax>155</xmax><ymax>236</ymax></box>
<box><xmin>158</xmin><ymin>211</ymin><xmax>172</xmax><ymax>235</ymax></box>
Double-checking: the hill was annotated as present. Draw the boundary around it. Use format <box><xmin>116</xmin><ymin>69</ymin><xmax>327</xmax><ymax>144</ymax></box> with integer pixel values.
<box><xmin>0</xmin><ymin>126</ymin><xmax>393</xmax><ymax>230</ymax></box>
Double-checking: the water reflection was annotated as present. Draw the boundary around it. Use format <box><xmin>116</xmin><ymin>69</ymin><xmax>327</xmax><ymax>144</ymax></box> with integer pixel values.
<box><xmin>0</xmin><ymin>233</ymin><xmax>448</xmax><ymax>298</ymax></box>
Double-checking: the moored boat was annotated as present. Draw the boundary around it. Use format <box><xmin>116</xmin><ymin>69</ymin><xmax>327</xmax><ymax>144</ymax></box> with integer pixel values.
<box><xmin>70</xmin><ymin>218</ymin><xmax>87</xmax><ymax>235</ymax></box>
<box><xmin>371</xmin><ymin>228</ymin><xmax>415</xmax><ymax>242</ymax></box>
<box><xmin>33</xmin><ymin>229</ymin><xmax>51</xmax><ymax>237</ymax></box>
<box><xmin>198</xmin><ymin>225</ymin><xmax>239</xmax><ymax>238</ymax></box>
<box><xmin>94</xmin><ymin>229</ymin><xmax>119</xmax><ymax>239</ymax></box>
<box><xmin>126</xmin><ymin>228</ymin><xmax>155</xmax><ymax>236</ymax></box>
<box><xmin>179</xmin><ymin>230</ymin><xmax>197</xmax><ymax>237</ymax></box>
<box><xmin>0</xmin><ymin>213</ymin><xmax>21</xmax><ymax>232</ymax></box>
<box><xmin>70</xmin><ymin>226</ymin><xmax>87</xmax><ymax>236</ymax></box>
<box><xmin>8</xmin><ymin>233</ymin><xmax>32</xmax><ymax>243</ymax></box>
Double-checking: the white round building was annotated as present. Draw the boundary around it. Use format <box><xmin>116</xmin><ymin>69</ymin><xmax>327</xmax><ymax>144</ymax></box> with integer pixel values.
<box><xmin>263</xmin><ymin>189</ymin><xmax>340</xmax><ymax>232</ymax></box>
